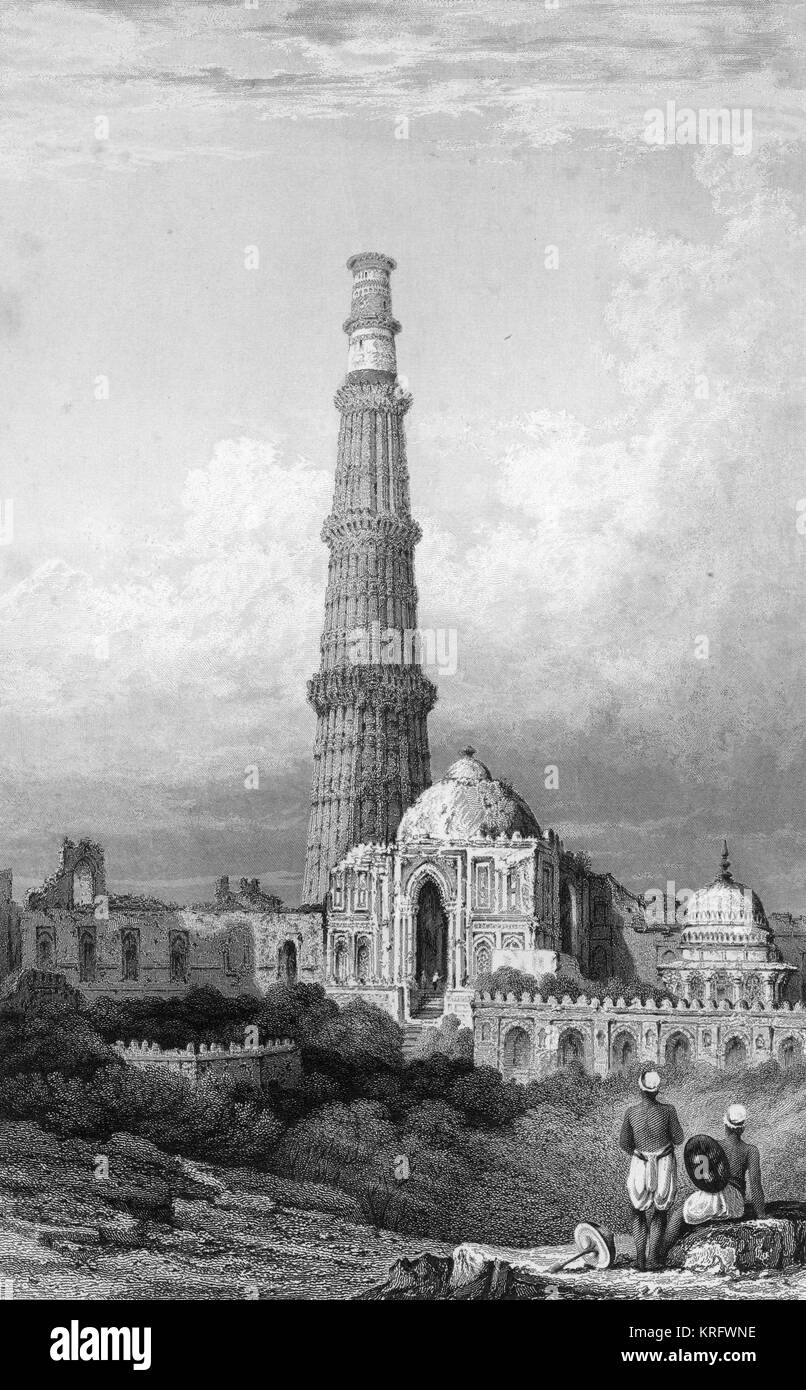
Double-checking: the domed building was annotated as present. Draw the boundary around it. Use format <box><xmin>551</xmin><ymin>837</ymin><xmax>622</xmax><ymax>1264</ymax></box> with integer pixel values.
<box><xmin>397</xmin><ymin>748</ymin><xmax>542</xmax><ymax>844</ymax></box>
<box><xmin>658</xmin><ymin>843</ymin><xmax>794</xmax><ymax>1011</ymax></box>
<box><xmin>324</xmin><ymin>748</ymin><xmax>569</xmax><ymax>1023</ymax></box>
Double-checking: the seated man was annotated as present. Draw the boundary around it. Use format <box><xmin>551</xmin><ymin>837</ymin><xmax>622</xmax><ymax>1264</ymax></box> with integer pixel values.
<box><xmin>664</xmin><ymin>1103</ymin><xmax>766</xmax><ymax>1255</ymax></box>
<box><xmin>619</xmin><ymin>1066</ymin><xmax>684</xmax><ymax>1272</ymax></box>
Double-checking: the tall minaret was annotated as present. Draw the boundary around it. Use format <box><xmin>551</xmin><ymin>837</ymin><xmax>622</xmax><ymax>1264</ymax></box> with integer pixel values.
<box><xmin>302</xmin><ymin>253</ymin><xmax>436</xmax><ymax>905</ymax></box>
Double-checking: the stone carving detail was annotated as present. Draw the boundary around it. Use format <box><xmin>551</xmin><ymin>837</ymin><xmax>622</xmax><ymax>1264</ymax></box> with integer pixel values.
<box><xmin>302</xmin><ymin>256</ymin><xmax>435</xmax><ymax>904</ymax></box>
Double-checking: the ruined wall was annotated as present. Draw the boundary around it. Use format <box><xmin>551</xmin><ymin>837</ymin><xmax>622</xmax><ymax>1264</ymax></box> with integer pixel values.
<box><xmin>193</xmin><ymin>907</ymin><xmax>326</xmax><ymax>995</ymax></box>
<box><xmin>8</xmin><ymin>899</ymin><xmax>327</xmax><ymax>1002</ymax></box>
<box><xmin>0</xmin><ymin>869</ymin><xmax>21</xmax><ymax>980</ymax></box>
<box><xmin>16</xmin><ymin>904</ymin><xmax>259</xmax><ymax>1001</ymax></box>
<box><xmin>25</xmin><ymin>838</ymin><xmax>106</xmax><ymax>911</ymax></box>
<box><xmin>4</xmin><ymin>836</ymin><xmax>328</xmax><ymax>1001</ymax></box>
<box><xmin>770</xmin><ymin>913</ymin><xmax>806</xmax><ymax>1004</ymax></box>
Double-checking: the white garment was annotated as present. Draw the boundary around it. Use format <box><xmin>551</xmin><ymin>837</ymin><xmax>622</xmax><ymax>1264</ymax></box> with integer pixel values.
<box><xmin>683</xmin><ymin>1183</ymin><xmax>745</xmax><ymax>1226</ymax></box>
<box><xmin>627</xmin><ymin>1147</ymin><xmax>678</xmax><ymax>1213</ymax></box>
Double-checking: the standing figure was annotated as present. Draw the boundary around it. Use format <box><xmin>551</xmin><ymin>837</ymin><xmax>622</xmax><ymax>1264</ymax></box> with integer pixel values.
<box><xmin>619</xmin><ymin>1065</ymin><xmax>684</xmax><ymax>1271</ymax></box>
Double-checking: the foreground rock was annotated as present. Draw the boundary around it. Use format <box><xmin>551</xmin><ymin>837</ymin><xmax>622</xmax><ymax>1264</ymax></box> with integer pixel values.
<box><xmin>362</xmin><ymin>1215</ymin><xmax>806</xmax><ymax>1299</ymax></box>
<box><xmin>666</xmin><ymin>1211</ymin><xmax>806</xmax><ymax>1274</ymax></box>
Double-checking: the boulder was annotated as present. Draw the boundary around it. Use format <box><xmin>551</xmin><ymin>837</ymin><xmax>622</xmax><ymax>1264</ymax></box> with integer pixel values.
<box><xmin>359</xmin><ymin>1252</ymin><xmax>610</xmax><ymax>1301</ymax></box>
<box><xmin>359</xmin><ymin>1253</ymin><xmax>453</xmax><ymax>1300</ymax></box>
<box><xmin>666</xmin><ymin>1216</ymin><xmax>806</xmax><ymax>1274</ymax></box>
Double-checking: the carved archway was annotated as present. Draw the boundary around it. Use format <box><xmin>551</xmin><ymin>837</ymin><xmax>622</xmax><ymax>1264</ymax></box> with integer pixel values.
<box><xmin>779</xmin><ymin>1036</ymin><xmax>803</xmax><ymax>1070</ymax></box>
<box><xmin>36</xmin><ymin>931</ymin><xmax>54</xmax><ymax>970</ymax></box>
<box><xmin>473</xmin><ymin>938</ymin><xmax>493</xmax><ymax>979</ymax></box>
<box><xmin>170</xmin><ymin>932</ymin><xmax>189</xmax><ymax>984</ymax></box>
<box><xmin>724</xmin><ymin>1036</ymin><xmax>747</xmax><ymax>1072</ymax></box>
<box><xmin>79</xmin><ymin>929</ymin><xmax>96</xmax><ymax>984</ymax></box>
<box><xmin>410</xmin><ymin>873</ymin><xmax>449</xmax><ymax>989</ymax></box>
<box><xmin>558</xmin><ymin>1027</ymin><xmax>586</xmax><ymax>1070</ymax></box>
<box><xmin>503</xmin><ymin>1025</ymin><xmax>532</xmax><ymax>1078</ymax></box>
<box><xmin>612</xmin><ymin>1029</ymin><xmax>637</xmax><ymax>1072</ymax></box>
<box><xmin>278</xmin><ymin>939</ymin><xmax>298</xmax><ymax>986</ymax></box>
<box><xmin>664</xmin><ymin>1031</ymin><xmax>692</xmax><ymax>1071</ymax></box>
<box><xmin>355</xmin><ymin>936</ymin><xmax>371</xmax><ymax>984</ymax></box>
<box><xmin>333</xmin><ymin>938</ymin><xmax>348</xmax><ymax>984</ymax></box>
<box><xmin>72</xmin><ymin>861</ymin><xmax>94</xmax><ymax>907</ymax></box>
<box><xmin>121</xmin><ymin>930</ymin><xmax>139</xmax><ymax>982</ymax></box>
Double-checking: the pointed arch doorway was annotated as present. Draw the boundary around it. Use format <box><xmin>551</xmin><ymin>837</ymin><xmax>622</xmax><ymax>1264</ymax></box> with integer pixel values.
<box><xmin>415</xmin><ymin>879</ymin><xmax>449</xmax><ymax>992</ymax></box>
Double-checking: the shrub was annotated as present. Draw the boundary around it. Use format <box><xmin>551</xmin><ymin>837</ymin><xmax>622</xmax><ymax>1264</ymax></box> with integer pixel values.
<box><xmin>0</xmin><ymin>999</ymin><xmax>119</xmax><ymax>1080</ymax></box>
<box><xmin>311</xmin><ymin>998</ymin><xmax>403</xmax><ymax>1069</ymax></box>
<box><xmin>474</xmin><ymin>966</ymin><xmax>540</xmax><ymax>998</ymax></box>
<box><xmin>416</xmin><ymin>1014</ymin><xmax>474</xmax><ymax>1062</ymax></box>
<box><xmin>449</xmin><ymin>1066</ymin><xmax>526</xmax><ymax>1128</ymax></box>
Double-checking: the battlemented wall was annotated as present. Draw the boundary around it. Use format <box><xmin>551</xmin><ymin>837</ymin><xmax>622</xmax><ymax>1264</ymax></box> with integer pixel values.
<box><xmin>473</xmin><ymin>990</ymin><xmax>806</xmax><ymax>1082</ymax></box>
<box><xmin>114</xmin><ymin>1037</ymin><xmax>301</xmax><ymax>1090</ymax></box>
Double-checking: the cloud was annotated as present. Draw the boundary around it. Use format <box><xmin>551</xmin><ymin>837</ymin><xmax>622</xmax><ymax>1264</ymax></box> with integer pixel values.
<box><xmin>411</xmin><ymin>149</ymin><xmax>806</xmax><ymax>902</ymax></box>
<box><xmin>0</xmin><ymin>0</ymin><xmax>802</xmax><ymax>177</ymax></box>
<box><xmin>0</xmin><ymin>439</ymin><xmax>331</xmax><ymax>787</ymax></box>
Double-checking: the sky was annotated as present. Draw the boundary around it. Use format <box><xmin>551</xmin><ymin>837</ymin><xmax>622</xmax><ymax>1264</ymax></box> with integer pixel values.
<box><xmin>0</xmin><ymin>0</ymin><xmax>804</xmax><ymax>910</ymax></box>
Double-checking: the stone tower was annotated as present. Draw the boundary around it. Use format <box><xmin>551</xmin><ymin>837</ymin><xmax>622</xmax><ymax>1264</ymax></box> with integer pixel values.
<box><xmin>302</xmin><ymin>253</ymin><xmax>436</xmax><ymax>905</ymax></box>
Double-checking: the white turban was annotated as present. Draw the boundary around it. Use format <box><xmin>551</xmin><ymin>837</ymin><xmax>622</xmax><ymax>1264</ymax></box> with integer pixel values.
<box><xmin>639</xmin><ymin>1069</ymin><xmax>661</xmax><ymax>1093</ymax></box>
<box><xmin>724</xmin><ymin>1103</ymin><xmax>747</xmax><ymax>1130</ymax></box>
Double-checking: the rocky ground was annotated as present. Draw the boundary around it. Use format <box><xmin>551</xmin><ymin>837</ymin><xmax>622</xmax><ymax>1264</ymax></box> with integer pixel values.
<box><xmin>2</xmin><ymin>1120</ymin><xmax>805</xmax><ymax>1301</ymax></box>
<box><xmin>363</xmin><ymin>1225</ymin><xmax>806</xmax><ymax>1300</ymax></box>
<box><xmin>0</xmin><ymin>1120</ymin><xmax>451</xmax><ymax>1300</ymax></box>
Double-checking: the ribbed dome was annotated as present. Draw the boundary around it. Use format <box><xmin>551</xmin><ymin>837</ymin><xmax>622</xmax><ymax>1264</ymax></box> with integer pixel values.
<box><xmin>682</xmin><ymin>843</ymin><xmax>770</xmax><ymax>941</ymax></box>
<box><xmin>397</xmin><ymin>747</ymin><xmax>541</xmax><ymax>843</ymax></box>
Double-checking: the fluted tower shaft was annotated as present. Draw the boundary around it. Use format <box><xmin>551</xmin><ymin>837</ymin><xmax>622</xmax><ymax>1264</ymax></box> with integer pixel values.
<box><xmin>302</xmin><ymin>254</ymin><xmax>436</xmax><ymax>905</ymax></box>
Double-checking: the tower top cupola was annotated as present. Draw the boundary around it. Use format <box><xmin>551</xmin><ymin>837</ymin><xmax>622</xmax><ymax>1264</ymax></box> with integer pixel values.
<box><xmin>343</xmin><ymin>252</ymin><xmax>401</xmax><ymax>381</ymax></box>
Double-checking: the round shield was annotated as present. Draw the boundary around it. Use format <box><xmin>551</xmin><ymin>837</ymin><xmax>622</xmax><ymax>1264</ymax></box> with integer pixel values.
<box><xmin>573</xmin><ymin>1220</ymin><xmax>616</xmax><ymax>1270</ymax></box>
<box><xmin>684</xmin><ymin>1134</ymin><xmax>731</xmax><ymax>1194</ymax></box>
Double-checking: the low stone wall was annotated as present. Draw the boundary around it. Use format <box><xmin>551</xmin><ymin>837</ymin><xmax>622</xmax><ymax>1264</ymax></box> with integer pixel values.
<box><xmin>115</xmin><ymin>1038</ymin><xmax>301</xmax><ymax>1090</ymax></box>
<box><xmin>473</xmin><ymin>991</ymin><xmax>806</xmax><ymax>1081</ymax></box>
<box><xmin>326</xmin><ymin>983</ymin><xmax>406</xmax><ymax>1022</ymax></box>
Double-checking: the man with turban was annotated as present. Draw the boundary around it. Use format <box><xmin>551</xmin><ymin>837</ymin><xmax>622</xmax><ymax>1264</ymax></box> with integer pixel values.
<box><xmin>619</xmin><ymin>1064</ymin><xmax>684</xmax><ymax>1271</ymax></box>
<box><xmin>663</xmin><ymin>1103</ymin><xmax>766</xmax><ymax>1257</ymax></box>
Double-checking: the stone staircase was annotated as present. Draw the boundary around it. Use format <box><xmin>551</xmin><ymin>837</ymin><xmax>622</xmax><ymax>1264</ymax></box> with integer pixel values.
<box><xmin>402</xmin><ymin>995</ymin><xmax>445</xmax><ymax>1060</ymax></box>
<box><xmin>415</xmin><ymin>996</ymin><xmax>446</xmax><ymax>1022</ymax></box>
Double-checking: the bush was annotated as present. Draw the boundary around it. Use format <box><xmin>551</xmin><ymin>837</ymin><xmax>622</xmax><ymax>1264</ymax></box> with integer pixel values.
<box><xmin>449</xmin><ymin>1066</ymin><xmax>526</xmax><ymax>1129</ymax></box>
<box><xmin>524</xmin><ymin>1061</ymin><xmax>604</xmax><ymax>1117</ymax></box>
<box><xmin>311</xmin><ymin>998</ymin><xmax>403</xmax><ymax>1069</ymax></box>
<box><xmin>88</xmin><ymin>988</ymin><xmax>258</xmax><ymax>1050</ymax></box>
<box><xmin>253</xmin><ymin>982</ymin><xmax>338</xmax><ymax>1046</ymax></box>
<box><xmin>0</xmin><ymin>999</ymin><xmax>119</xmax><ymax>1080</ymax></box>
<box><xmin>416</xmin><ymin>1015</ymin><xmax>474</xmax><ymax>1062</ymax></box>
<box><xmin>474</xmin><ymin>966</ymin><xmax>541</xmax><ymax>997</ymax></box>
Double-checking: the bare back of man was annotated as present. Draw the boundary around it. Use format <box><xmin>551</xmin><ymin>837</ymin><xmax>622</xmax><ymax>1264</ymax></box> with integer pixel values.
<box><xmin>620</xmin><ymin>1088</ymin><xmax>684</xmax><ymax>1271</ymax></box>
<box><xmin>720</xmin><ymin>1132</ymin><xmax>765</xmax><ymax>1216</ymax></box>
<box><xmin>663</xmin><ymin>1109</ymin><xmax>766</xmax><ymax>1258</ymax></box>
<box><xmin>626</xmin><ymin>1100</ymin><xmax>681</xmax><ymax>1154</ymax></box>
